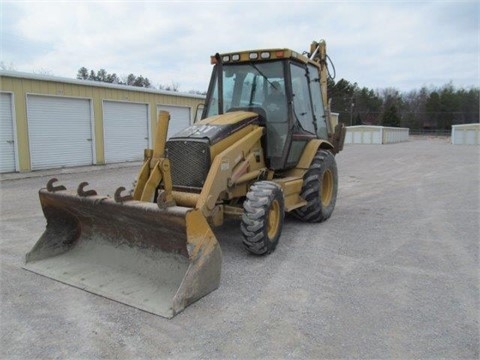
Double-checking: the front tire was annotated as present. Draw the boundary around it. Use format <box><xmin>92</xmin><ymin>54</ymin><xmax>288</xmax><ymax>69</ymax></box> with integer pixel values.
<box><xmin>241</xmin><ymin>181</ymin><xmax>284</xmax><ymax>255</ymax></box>
<box><xmin>294</xmin><ymin>149</ymin><xmax>338</xmax><ymax>222</ymax></box>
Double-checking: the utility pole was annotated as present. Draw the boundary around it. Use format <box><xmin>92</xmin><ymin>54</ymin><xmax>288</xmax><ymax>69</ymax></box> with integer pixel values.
<box><xmin>349</xmin><ymin>98</ymin><xmax>355</xmax><ymax>126</ymax></box>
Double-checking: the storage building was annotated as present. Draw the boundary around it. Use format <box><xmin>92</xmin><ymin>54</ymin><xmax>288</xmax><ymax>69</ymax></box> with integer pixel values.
<box><xmin>344</xmin><ymin>125</ymin><xmax>409</xmax><ymax>144</ymax></box>
<box><xmin>0</xmin><ymin>70</ymin><xmax>205</xmax><ymax>173</ymax></box>
<box><xmin>451</xmin><ymin>123</ymin><xmax>480</xmax><ymax>145</ymax></box>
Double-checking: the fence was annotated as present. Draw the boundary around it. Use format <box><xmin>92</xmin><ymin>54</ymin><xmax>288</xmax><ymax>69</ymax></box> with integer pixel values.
<box><xmin>409</xmin><ymin>129</ymin><xmax>451</xmax><ymax>136</ymax></box>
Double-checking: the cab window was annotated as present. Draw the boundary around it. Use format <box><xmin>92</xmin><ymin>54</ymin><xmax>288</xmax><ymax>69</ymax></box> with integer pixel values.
<box><xmin>307</xmin><ymin>64</ymin><xmax>328</xmax><ymax>139</ymax></box>
<box><xmin>290</xmin><ymin>63</ymin><xmax>315</xmax><ymax>134</ymax></box>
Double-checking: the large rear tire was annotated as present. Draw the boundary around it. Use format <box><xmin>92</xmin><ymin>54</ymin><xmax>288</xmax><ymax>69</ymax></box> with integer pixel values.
<box><xmin>294</xmin><ymin>149</ymin><xmax>338</xmax><ymax>222</ymax></box>
<box><xmin>241</xmin><ymin>181</ymin><xmax>284</xmax><ymax>255</ymax></box>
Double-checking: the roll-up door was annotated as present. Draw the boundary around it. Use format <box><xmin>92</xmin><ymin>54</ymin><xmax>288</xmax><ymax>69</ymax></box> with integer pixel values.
<box><xmin>103</xmin><ymin>101</ymin><xmax>149</xmax><ymax>163</ymax></box>
<box><xmin>27</xmin><ymin>95</ymin><xmax>93</xmax><ymax>170</ymax></box>
<box><xmin>157</xmin><ymin>105</ymin><xmax>191</xmax><ymax>138</ymax></box>
<box><xmin>0</xmin><ymin>92</ymin><xmax>16</xmax><ymax>173</ymax></box>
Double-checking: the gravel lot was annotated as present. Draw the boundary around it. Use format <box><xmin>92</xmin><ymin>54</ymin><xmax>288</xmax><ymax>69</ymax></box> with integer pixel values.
<box><xmin>1</xmin><ymin>136</ymin><xmax>479</xmax><ymax>359</ymax></box>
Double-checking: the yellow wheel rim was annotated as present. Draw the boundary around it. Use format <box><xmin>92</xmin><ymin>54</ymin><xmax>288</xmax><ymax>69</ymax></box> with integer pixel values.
<box><xmin>267</xmin><ymin>200</ymin><xmax>280</xmax><ymax>239</ymax></box>
<box><xmin>321</xmin><ymin>170</ymin><xmax>334</xmax><ymax>207</ymax></box>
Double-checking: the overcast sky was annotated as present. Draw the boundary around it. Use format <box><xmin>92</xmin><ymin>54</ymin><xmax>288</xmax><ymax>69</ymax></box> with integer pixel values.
<box><xmin>2</xmin><ymin>1</ymin><xmax>479</xmax><ymax>94</ymax></box>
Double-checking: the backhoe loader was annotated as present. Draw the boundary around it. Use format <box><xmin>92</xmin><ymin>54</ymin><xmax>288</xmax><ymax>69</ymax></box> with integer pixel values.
<box><xmin>24</xmin><ymin>40</ymin><xmax>346</xmax><ymax>318</ymax></box>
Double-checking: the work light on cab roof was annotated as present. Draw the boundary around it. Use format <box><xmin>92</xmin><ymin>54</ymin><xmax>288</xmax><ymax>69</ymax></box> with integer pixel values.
<box><xmin>211</xmin><ymin>49</ymin><xmax>296</xmax><ymax>64</ymax></box>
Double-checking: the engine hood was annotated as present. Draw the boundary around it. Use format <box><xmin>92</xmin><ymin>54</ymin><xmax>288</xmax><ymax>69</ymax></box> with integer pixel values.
<box><xmin>169</xmin><ymin>111</ymin><xmax>260</xmax><ymax>145</ymax></box>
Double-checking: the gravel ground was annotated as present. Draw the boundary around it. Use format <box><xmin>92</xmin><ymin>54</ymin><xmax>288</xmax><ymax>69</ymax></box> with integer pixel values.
<box><xmin>1</xmin><ymin>136</ymin><xmax>479</xmax><ymax>359</ymax></box>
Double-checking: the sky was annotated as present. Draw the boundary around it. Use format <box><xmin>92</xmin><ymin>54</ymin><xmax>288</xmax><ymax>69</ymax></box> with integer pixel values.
<box><xmin>1</xmin><ymin>1</ymin><xmax>479</xmax><ymax>94</ymax></box>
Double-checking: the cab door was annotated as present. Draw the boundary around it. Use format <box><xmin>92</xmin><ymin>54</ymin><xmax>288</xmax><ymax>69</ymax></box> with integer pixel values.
<box><xmin>284</xmin><ymin>62</ymin><xmax>317</xmax><ymax>168</ymax></box>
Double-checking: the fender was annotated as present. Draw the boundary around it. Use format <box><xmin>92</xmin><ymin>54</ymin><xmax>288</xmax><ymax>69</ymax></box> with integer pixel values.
<box><xmin>284</xmin><ymin>138</ymin><xmax>333</xmax><ymax>178</ymax></box>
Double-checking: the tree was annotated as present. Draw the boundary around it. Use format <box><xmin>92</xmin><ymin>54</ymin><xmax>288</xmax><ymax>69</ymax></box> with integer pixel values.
<box><xmin>438</xmin><ymin>83</ymin><xmax>460</xmax><ymax>129</ymax></box>
<box><xmin>460</xmin><ymin>88</ymin><xmax>480</xmax><ymax>124</ymax></box>
<box><xmin>353</xmin><ymin>87</ymin><xmax>382</xmax><ymax>125</ymax></box>
<box><xmin>188</xmin><ymin>89</ymin><xmax>208</xmax><ymax>96</ymax></box>
<box><xmin>88</xmin><ymin>70</ymin><xmax>97</xmax><ymax>81</ymax></box>
<box><xmin>77</xmin><ymin>67</ymin><xmax>89</xmax><ymax>80</ymax></box>
<box><xmin>379</xmin><ymin>87</ymin><xmax>403</xmax><ymax>127</ymax></box>
<box><xmin>326</xmin><ymin>79</ymin><xmax>479</xmax><ymax>130</ymax></box>
<box><xmin>382</xmin><ymin>104</ymin><xmax>401</xmax><ymax>127</ymax></box>
<box><xmin>72</xmin><ymin>66</ymin><xmax>478</xmax><ymax>121</ymax></box>
<box><xmin>96</xmin><ymin>69</ymin><xmax>108</xmax><ymax>82</ymax></box>
<box><xmin>401</xmin><ymin>87</ymin><xmax>429</xmax><ymax>130</ymax></box>
<box><xmin>425</xmin><ymin>91</ymin><xmax>442</xmax><ymax>129</ymax></box>
<box><xmin>106</xmin><ymin>73</ymin><xmax>119</xmax><ymax>84</ymax></box>
<box><xmin>76</xmin><ymin>67</ymin><xmax>154</xmax><ymax>88</ymax></box>
<box><xmin>158</xmin><ymin>82</ymin><xmax>180</xmax><ymax>92</ymax></box>
<box><xmin>125</xmin><ymin>73</ymin><xmax>136</xmax><ymax>86</ymax></box>
<box><xmin>327</xmin><ymin>78</ymin><xmax>358</xmax><ymax>125</ymax></box>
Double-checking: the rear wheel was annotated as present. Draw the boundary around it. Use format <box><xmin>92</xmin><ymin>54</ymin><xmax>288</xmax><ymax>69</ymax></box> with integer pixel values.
<box><xmin>241</xmin><ymin>181</ymin><xmax>284</xmax><ymax>255</ymax></box>
<box><xmin>294</xmin><ymin>149</ymin><xmax>338</xmax><ymax>222</ymax></box>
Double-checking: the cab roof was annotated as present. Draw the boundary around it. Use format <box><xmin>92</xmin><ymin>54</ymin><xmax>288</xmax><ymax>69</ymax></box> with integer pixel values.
<box><xmin>211</xmin><ymin>48</ymin><xmax>318</xmax><ymax>68</ymax></box>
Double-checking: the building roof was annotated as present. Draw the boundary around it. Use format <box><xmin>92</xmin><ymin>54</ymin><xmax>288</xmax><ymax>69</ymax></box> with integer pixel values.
<box><xmin>0</xmin><ymin>70</ymin><xmax>206</xmax><ymax>100</ymax></box>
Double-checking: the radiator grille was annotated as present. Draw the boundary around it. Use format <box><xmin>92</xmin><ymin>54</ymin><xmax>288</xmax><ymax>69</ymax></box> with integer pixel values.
<box><xmin>166</xmin><ymin>139</ymin><xmax>210</xmax><ymax>188</ymax></box>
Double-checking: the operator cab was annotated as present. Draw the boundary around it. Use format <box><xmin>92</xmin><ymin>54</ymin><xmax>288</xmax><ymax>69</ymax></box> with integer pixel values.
<box><xmin>202</xmin><ymin>49</ymin><xmax>329</xmax><ymax>170</ymax></box>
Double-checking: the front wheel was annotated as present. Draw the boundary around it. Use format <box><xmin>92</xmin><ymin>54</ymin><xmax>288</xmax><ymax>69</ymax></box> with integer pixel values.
<box><xmin>241</xmin><ymin>181</ymin><xmax>284</xmax><ymax>255</ymax></box>
<box><xmin>293</xmin><ymin>149</ymin><xmax>338</xmax><ymax>222</ymax></box>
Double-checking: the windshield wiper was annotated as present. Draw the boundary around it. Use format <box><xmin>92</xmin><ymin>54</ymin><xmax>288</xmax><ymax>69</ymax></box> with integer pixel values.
<box><xmin>249</xmin><ymin>62</ymin><xmax>278</xmax><ymax>90</ymax></box>
<box><xmin>292</xmin><ymin>99</ymin><xmax>315</xmax><ymax>134</ymax></box>
<box><xmin>249</xmin><ymin>75</ymin><xmax>257</xmax><ymax>106</ymax></box>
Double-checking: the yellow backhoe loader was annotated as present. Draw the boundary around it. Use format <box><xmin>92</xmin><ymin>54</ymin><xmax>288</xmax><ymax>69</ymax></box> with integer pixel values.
<box><xmin>24</xmin><ymin>40</ymin><xmax>346</xmax><ymax>318</ymax></box>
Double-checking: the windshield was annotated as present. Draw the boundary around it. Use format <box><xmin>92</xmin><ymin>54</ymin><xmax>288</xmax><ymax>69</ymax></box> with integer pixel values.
<box><xmin>205</xmin><ymin>61</ymin><xmax>287</xmax><ymax>123</ymax></box>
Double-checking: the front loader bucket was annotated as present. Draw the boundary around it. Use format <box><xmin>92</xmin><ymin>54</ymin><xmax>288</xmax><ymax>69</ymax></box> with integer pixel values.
<box><xmin>24</xmin><ymin>185</ymin><xmax>222</xmax><ymax>318</ymax></box>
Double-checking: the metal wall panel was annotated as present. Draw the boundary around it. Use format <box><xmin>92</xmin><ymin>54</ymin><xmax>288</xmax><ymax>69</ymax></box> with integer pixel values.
<box><xmin>0</xmin><ymin>92</ymin><xmax>16</xmax><ymax>173</ymax></box>
<box><xmin>157</xmin><ymin>105</ymin><xmax>191</xmax><ymax>138</ymax></box>
<box><xmin>103</xmin><ymin>101</ymin><xmax>149</xmax><ymax>163</ymax></box>
<box><xmin>382</xmin><ymin>127</ymin><xmax>409</xmax><ymax>144</ymax></box>
<box><xmin>27</xmin><ymin>95</ymin><xmax>93</xmax><ymax>170</ymax></box>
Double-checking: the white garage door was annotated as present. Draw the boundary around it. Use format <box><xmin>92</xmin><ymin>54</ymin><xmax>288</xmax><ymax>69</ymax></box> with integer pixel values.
<box><xmin>103</xmin><ymin>101</ymin><xmax>149</xmax><ymax>163</ymax></box>
<box><xmin>27</xmin><ymin>95</ymin><xmax>94</xmax><ymax>170</ymax></box>
<box><xmin>157</xmin><ymin>105</ymin><xmax>191</xmax><ymax>138</ymax></box>
<box><xmin>1</xmin><ymin>92</ymin><xmax>16</xmax><ymax>173</ymax></box>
